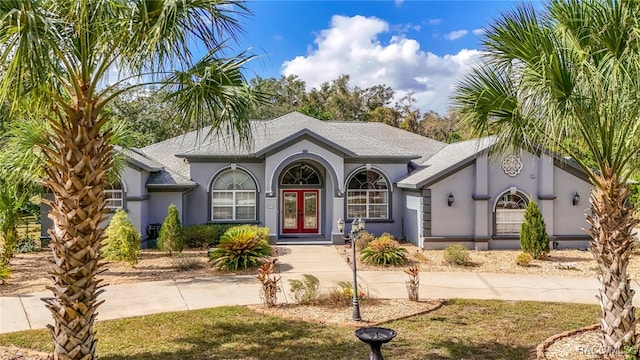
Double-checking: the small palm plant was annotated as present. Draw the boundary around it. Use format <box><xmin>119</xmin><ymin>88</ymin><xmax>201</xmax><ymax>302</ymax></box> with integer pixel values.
<box><xmin>361</xmin><ymin>235</ymin><xmax>408</xmax><ymax>266</ymax></box>
<box><xmin>209</xmin><ymin>227</ymin><xmax>271</xmax><ymax>270</ymax></box>
<box><xmin>257</xmin><ymin>260</ymin><xmax>280</xmax><ymax>308</ymax></box>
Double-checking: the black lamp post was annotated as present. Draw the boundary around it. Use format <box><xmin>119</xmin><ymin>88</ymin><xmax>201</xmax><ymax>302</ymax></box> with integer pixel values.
<box><xmin>337</xmin><ymin>217</ymin><xmax>365</xmax><ymax>321</ymax></box>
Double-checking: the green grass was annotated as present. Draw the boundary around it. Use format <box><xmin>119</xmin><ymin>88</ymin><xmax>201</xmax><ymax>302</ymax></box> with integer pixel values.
<box><xmin>0</xmin><ymin>299</ymin><xmax>599</xmax><ymax>359</ymax></box>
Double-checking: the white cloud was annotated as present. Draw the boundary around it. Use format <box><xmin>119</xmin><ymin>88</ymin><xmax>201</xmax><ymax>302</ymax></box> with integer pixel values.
<box><xmin>444</xmin><ymin>29</ymin><xmax>469</xmax><ymax>41</ymax></box>
<box><xmin>472</xmin><ymin>28</ymin><xmax>485</xmax><ymax>36</ymax></box>
<box><xmin>427</xmin><ymin>18</ymin><xmax>441</xmax><ymax>25</ymax></box>
<box><xmin>281</xmin><ymin>15</ymin><xmax>482</xmax><ymax>115</ymax></box>
<box><xmin>394</xmin><ymin>0</ymin><xmax>405</xmax><ymax>5</ymax></box>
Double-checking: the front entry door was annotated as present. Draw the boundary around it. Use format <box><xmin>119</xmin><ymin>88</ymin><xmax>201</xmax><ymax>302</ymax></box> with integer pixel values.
<box><xmin>282</xmin><ymin>190</ymin><xmax>319</xmax><ymax>234</ymax></box>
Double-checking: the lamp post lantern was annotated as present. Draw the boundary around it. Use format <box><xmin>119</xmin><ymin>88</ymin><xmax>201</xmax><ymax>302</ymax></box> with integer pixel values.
<box><xmin>337</xmin><ymin>217</ymin><xmax>365</xmax><ymax>321</ymax></box>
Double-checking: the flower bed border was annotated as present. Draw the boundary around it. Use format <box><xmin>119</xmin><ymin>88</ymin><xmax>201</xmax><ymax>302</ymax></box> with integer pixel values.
<box><xmin>536</xmin><ymin>323</ymin><xmax>600</xmax><ymax>359</ymax></box>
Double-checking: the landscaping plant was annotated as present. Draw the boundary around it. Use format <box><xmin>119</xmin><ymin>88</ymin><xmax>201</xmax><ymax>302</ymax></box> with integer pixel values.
<box><xmin>354</xmin><ymin>231</ymin><xmax>376</xmax><ymax>251</ymax></box>
<box><xmin>360</xmin><ymin>234</ymin><xmax>407</xmax><ymax>266</ymax></box>
<box><xmin>183</xmin><ymin>224</ymin><xmax>232</xmax><ymax>249</ymax></box>
<box><xmin>516</xmin><ymin>252</ymin><xmax>533</xmax><ymax>267</ymax></box>
<box><xmin>103</xmin><ymin>210</ymin><xmax>141</xmax><ymax>266</ymax></box>
<box><xmin>289</xmin><ymin>274</ymin><xmax>321</xmax><ymax>304</ymax></box>
<box><xmin>443</xmin><ymin>244</ymin><xmax>470</xmax><ymax>266</ymax></box>
<box><xmin>227</xmin><ymin>224</ymin><xmax>270</xmax><ymax>243</ymax></box>
<box><xmin>158</xmin><ymin>204</ymin><xmax>184</xmax><ymax>255</ymax></box>
<box><xmin>257</xmin><ymin>260</ymin><xmax>280</xmax><ymax>307</ymax></box>
<box><xmin>209</xmin><ymin>226</ymin><xmax>271</xmax><ymax>270</ymax></box>
<box><xmin>519</xmin><ymin>201</ymin><xmax>549</xmax><ymax>260</ymax></box>
<box><xmin>404</xmin><ymin>267</ymin><xmax>420</xmax><ymax>301</ymax></box>
<box><xmin>454</xmin><ymin>1</ymin><xmax>640</xmax><ymax>351</ymax></box>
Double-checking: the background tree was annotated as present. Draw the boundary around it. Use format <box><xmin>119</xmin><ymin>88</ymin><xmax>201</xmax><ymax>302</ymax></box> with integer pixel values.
<box><xmin>454</xmin><ymin>1</ymin><xmax>640</xmax><ymax>354</ymax></box>
<box><xmin>158</xmin><ymin>204</ymin><xmax>184</xmax><ymax>255</ymax></box>
<box><xmin>0</xmin><ymin>1</ymin><xmax>262</xmax><ymax>359</ymax></box>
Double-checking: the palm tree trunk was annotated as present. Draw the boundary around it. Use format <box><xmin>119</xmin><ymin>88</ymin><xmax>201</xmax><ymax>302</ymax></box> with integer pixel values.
<box><xmin>587</xmin><ymin>169</ymin><xmax>638</xmax><ymax>358</ymax></box>
<box><xmin>40</xmin><ymin>108</ymin><xmax>111</xmax><ymax>360</ymax></box>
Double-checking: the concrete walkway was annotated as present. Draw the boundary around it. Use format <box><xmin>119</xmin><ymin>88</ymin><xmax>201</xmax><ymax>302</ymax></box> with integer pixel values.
<box><xmin>0</xmin><ymin>245</ymin><xmax>633</xmax><ymax>334</ymax></box>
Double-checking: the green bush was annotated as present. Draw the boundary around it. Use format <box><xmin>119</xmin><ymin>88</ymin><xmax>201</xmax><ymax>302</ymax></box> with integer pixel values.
<box><xmin>322</xmin><ymin>281</ymin><xmax>371</xmax><ymax>307</ymax></box>
<box><xmin>519</xmin><ymin>201</ymin><xmax>550</xmax><ymax>260</ymax></box>
<box><xmin>103</xmin><ymin>209</ymin><xmax>141</xmax><ymax>266</ymax></box>
<box><xmin>516</xmin><ymin>252</ymin><xmax>533</xmax><ymax>267</ymax></box>
<box><xmin>443</xmin><ymin>244</ymin><xmax>470</xmax><ymax>266</ymax></box>
<box><xmin>360</xmin><ymin>235</ymin><xmax>407</xmax><ymax>266</ymax></box>
<box><xmin>355</xmin><ymin>231</ymin><xmax>376</xmax><ymax>251</ymax></box>
<box><xmin>289</xmin><ymin>274</ymin><xmax>321</xmax><ymax>304</ymax></box>
<box><xmin>15</xmin><ymin>235</ymin><xmax>41</xmax><ymax>253</ymax></box>
<box><xmin>157</xmin><ymin>204</ymin><xmax>184</xmax><ymax>255</ymax></box>
<box><xmin>208</xmin><ymin>227</ymin><xmax>271</xmax><ymax>270</ymax></box>
<box><xmin>183</xmin><ymin>224</ymin><xmax>232</xmax><ymax>249</ymax></box>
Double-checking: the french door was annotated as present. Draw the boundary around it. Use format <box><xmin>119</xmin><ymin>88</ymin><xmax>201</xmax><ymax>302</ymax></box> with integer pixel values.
<box><xmin>282</xmin><ymin>190</ymin><xmax>319</xmax><ymax>234</ymax></box>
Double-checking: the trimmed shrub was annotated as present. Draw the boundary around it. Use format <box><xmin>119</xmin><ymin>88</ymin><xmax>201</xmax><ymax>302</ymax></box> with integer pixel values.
<box><xmin>183</xmin><ymin>224</ymin><xmax>232</xmax><ymax>249</ymax></box>
<box><xmin>355</xmin><ymin>231</ymin><xmax>376</xmax><ymax>251</ymax></box>
<box><xmin>443</xmin><ymin>244</ymin><xmax>470</xmax><ymax>266</ymax></box>
<box><xmin>516</xmin><ymin>252</ymin><xmax>533</xmax><ymax>267</ymax></box>
<box><xmin>519</xmin><ymin>201</ymin><xmax>550</xmax><ymax>260</ymax></box>
<box><xmin>103</xmin><ymin>210</ymin><xmax>141</xmax><ymax>266</ymax></box>
<box><xmin>157</xmin><ymin>204</ymin><xmax>184</xmax><ymax>255</ymax></box>
<box><xmin>209</xmin><ymin>227</ymin><xmax>271</xmax><ymax>270</ymax></box>
<box><xmin>361</xmin><ymin>235</ymin><xmax>408</xmax><ymax>266</ymax></box>
<box><xmin>289</xmin><ymin>274</ymin><xmax>321</xmax><ymax>304</ymax></box>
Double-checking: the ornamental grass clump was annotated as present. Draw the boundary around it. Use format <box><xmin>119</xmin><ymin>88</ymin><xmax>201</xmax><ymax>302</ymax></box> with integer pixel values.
<box><xmin>209</xmin><ymin>227</ymin><xmax>271</xmax><ymax>270</ymax></box>
<box><xmin>103</xmin><ymin>209</ymin><xmax>141</xmax><ymax>266</ymax></box>
<box><xmin>288</xmin><ymin>274</ymin><xmax>321</xmax><ymax>304</ymax></box>
<box><xmin>443</xmin><ymin>244</ymin><xmax>470</xmax><ymax>266</ymax></box>
<box><xmin>360</xmin><ymin>235</ymin><xmax>407</xmax><ymax>266</ymax></box>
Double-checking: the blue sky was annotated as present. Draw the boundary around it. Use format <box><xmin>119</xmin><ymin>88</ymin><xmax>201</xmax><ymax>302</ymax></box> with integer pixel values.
<box><xmin>229</xmin><ymin>0</ymin><xmax>533</xmax><ymax>115</ymax></box>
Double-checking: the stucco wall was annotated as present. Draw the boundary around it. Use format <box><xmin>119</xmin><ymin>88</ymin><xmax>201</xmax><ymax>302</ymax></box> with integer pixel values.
<box><xmin>552</xmin><ymin>166</ymin><xmax>591</xmax><ymax>235</ymax></box>
<box><xmin>429</xmin><ymin>164</ymin><xmax>476</xmax><ymax>237</ymax></box>
<box><xmin>148</xmin><ymin>192</ymin><xmax>184</xmax><ymax>225</ymax></box>
<box><xmin>404</xmin><ymin>193</ymin><xmax>422</xmax><ymax>246</ymax></box>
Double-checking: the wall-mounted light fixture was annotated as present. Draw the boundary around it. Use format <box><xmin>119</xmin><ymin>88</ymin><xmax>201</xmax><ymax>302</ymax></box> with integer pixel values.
<box><xmin>447</xmin><ymin>193</ymin><xmax>454</xmax><ymax>207</ymax></box>
<box><xmin>572</xmin><ymin>192</ymin><xmax>580</xmax><ymax>206</ymax></box>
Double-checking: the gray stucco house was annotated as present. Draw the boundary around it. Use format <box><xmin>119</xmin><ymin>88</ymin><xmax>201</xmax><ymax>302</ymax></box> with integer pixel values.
<box><xmin>41</xmin><ymin>112</ymin><xmax>593</xmax><ymax>250</ymax></box>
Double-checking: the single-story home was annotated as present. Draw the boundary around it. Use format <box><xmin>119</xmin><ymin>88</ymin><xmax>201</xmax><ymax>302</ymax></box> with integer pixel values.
<box><xmin>41</xmin><ymin>112</ymin><xmax>593</xmax><ymax>250</ymax></box>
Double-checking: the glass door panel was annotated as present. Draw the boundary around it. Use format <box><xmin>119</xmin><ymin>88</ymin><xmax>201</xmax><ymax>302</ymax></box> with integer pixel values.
<box><xmin>283</xmin><ymin>192</ymin><xmax>298</xmax><ymax>230</ymax></box>
<box><xmin>303</xmin><ymin>192</ymin><xmax>318</xmax><ymax>230</ymax></box>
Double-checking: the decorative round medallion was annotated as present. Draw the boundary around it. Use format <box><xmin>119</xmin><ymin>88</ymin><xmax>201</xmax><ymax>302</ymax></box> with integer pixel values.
<box><xmin>501</xmin><ymin>155</ymin><xmax>523</xmax><ymax>177</ymax></box>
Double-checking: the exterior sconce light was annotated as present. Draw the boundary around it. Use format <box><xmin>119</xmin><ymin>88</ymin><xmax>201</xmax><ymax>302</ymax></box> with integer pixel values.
<box><xmin>572</xmin><ymin>192</ymin><xmax>580</xmax><ymax>206</ymax></box>
<box><xmin>447</xmin><ymin>193</ymin><xmax>454</xmax><ymax>207</ymax></box>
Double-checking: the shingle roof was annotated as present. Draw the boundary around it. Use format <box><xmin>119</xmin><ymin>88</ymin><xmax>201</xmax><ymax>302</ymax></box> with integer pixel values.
<box><xmin>397</xmin><ymin>137</ymin><xmax>496</xmax><ymax>189</ymax></box>
<box><xmin>172</xmin><ymin>112</ymin><xmax>446</xmax><ymax>160</ymax></box>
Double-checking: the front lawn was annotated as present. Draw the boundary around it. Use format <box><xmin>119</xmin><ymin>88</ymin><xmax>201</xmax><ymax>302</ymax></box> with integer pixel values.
<box><xmin>0</xmin><ymin>299</ymin><xmax>598</xmax><ymax>359</ymax></box>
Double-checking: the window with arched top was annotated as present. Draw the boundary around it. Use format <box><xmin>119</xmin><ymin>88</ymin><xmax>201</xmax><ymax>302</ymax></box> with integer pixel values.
<box><xmin>105</xmin><ymin>182</ymin><xmax>124</xmax><ymax>210</ymax></box>
<box><xmin>495</xmin><ymin>192</ymin><xmax>529</xmax><ymax>234</ymax></box>
<box><xmin>347</xmin><ymin>169</ymin><xmax>389</xmax><ymax>219</ymax></box>
<box><xmin>280</xmin><ymin>163</ymin><xmax>321</xmax><ymax>186</ymax></box>
<box><xmin>211</xmin><ymin>169</ymin><xmax>257</xmax><ymax>221</ymax></box>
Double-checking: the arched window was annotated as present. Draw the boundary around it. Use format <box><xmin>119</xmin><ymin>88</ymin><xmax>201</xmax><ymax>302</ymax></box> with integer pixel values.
<box><xmin>280</xmin><ymin>163</ymin><xmax>321</xmax><ymax>186</ymax></box>
<box><xmin>495</xmin><ymin>192</ymin><xmax>529</xmax><ymax>234</ymax></box>
<box><xmin>211</xmin><ymin>169</ymin><xmax>257</xmax><ymax>221</ymax></box>
<box><xmin>105</xmin><ymin>182</ymin><xmax>124</xmax><ymax>210</ymax></box>
<box><xmin>347</xmin><ymin>169</ymin><xmax>389</xmax><ymax>219</ymax></box>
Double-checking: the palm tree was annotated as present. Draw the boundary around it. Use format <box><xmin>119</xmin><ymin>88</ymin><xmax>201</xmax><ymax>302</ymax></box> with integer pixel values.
<box><xmin>454</xmin><ymin>0</ymin><xmax>640</xmax><ymax>355</ymax></box>
<box><xmin>0</xmin><ymin>1</ymin><xmax>262</xmax><ymax>359</ymax></box>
